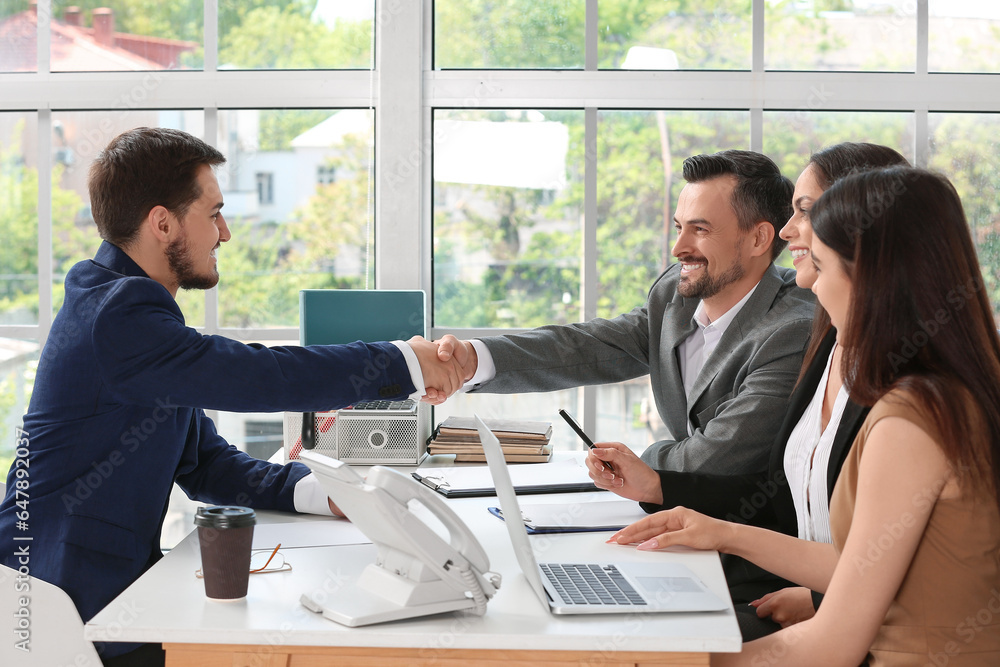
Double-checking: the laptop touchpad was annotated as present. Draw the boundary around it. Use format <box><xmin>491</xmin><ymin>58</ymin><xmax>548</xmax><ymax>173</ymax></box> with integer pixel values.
<box><xmin>636</xmin><ymin>576</ymin><xmax>703</xmax><ymax>593</ymax></box>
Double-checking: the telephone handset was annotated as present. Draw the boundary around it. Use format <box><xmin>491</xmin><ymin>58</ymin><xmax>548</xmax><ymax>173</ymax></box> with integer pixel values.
<box><xmin>298</xmin><ymin>451</ymin><xmax>501</xmax><ymax>627</ymax></box>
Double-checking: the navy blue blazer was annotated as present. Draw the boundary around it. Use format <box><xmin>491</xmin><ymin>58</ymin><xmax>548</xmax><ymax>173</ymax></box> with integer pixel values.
<box><xmin>0</xmin><ymin>242</ymin><xmax>414</xmax><ymax>658</ymax></box>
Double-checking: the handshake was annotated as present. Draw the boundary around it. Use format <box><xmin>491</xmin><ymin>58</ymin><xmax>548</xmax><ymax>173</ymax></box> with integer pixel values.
<box><xmin>406</xmin><ymin>334</ymin><xmax>477</xmax><ymax>404</ymax></box>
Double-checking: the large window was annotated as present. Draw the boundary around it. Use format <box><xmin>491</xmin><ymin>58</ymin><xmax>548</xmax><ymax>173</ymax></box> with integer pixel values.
<box><xmin>3</xmin><ymin>1</ymin><xmax>1000</xmax><ymax>543</ymax></box>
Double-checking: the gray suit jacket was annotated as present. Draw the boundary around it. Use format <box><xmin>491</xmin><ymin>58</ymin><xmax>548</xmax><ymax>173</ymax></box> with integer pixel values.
<box><xmin>473</xmin><ymin>262</ymin><xmax>815</xmax><ymax>475</ymax></box>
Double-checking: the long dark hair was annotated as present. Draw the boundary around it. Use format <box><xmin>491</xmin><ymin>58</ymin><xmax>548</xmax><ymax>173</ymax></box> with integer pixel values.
<box><xmin>796</xmin><ymin>143</ymin><xmax>909</xmax><ymax>382</ymax></box>
<box><xmin>812</xmin><ymin>167</ymin><xmax>1000</xmax><ymax>508</ymax></box>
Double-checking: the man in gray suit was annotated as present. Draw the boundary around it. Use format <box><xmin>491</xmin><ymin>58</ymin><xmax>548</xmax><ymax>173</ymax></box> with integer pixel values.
<box><xmin>432</xmin><ymin>149</ymin><xmax>814</xmax><ymax>478</ymax></box>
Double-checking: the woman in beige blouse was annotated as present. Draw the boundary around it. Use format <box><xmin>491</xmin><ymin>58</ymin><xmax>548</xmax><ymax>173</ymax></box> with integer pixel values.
<box><xmin>610</xmin><ymin>167</ymin><xmax>1000</xmax><ymax>667</ymax></box>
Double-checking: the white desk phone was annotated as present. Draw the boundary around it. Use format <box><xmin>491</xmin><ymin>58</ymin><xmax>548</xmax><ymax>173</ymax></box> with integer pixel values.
<box><xmin>297</xmin><ymin>451</ymin><xmax>502</xmax><ymax>627</ymax></box>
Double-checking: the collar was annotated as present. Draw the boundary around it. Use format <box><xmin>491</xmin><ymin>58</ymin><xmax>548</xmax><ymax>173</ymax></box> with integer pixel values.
<box><xmin>93</xmin><ymin>240</ymin><xmax>150</xmax><ymax>279</ymax></box>
<box><xmin>692</xmin><ymin>280</ymin><xmax>760</xmax><ymax>333</ymax></box>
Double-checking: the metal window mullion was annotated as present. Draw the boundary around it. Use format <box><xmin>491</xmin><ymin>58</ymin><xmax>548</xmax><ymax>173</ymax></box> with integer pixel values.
<box><xmin>216</xmin><ymin>328</ymin><xmax>298</xmax><ymax>341</ymax></box>
<box><xmin>914</xmin><ymin>110</ymin><xmax>929</xmax><ymax>168</ymax></box>
<box><xmin>37</xmin><ymin>109</ymin><xmax>53</xmax><ymax>346</ymax></box>
<box><xmin>917</xmin><ymin>0</ymin><xmax>929</xmax><ymax>76</ymax></box>
<box><xmin>752</xmin><ymin>0</ymin><xmax>765</xmax><ymax>73</ymax></box>
<box><xmin>204</xmin><ymin>107</ymin><xmax>220</xmax><ymax>335</ymax></box>
<box><xmin>585</xmin><ymin>0</ymin><xmax>597</xmax><ymax>71</ymax></box>
<box><xmin>0</xmin><ymin>326</ymin><xmax>41</xmax><ymax>340</ymax></box>
<box><xmin>581</xmin><ymin>107</ymin><xmax>598</xmax><ymax>436</ymax></box>
<box><xmin>204</xmin><ymin>0</ymin><xmax>218</xmax><ymax>73</ymax></box>
<box><xmin>37</xmin><ymin>0</ymin><xmax>51</xmax><ymax>74</ymax></box>
<box><xmin>423</xmin><ymin>0</ymin><xmax>435</xmax><ymax>319</ymax></box>
<box><xmin>750</xmin><ymin>0</ymin><xmax>765</xmax><ymax>149</ymax></box>
<box><xmin>375</xmin><ymin>0</ymin><xmax>422</xmax><ymax>290</ymax></box>
<box><xmin>914</xmin><ymin>1</ymin><xmax>929</xmax><ymax>168</ymax></box>
<box><xmin>750</xmin><ymin>108</ymin><xmax>763</xmax><ymax>153</ymax></box>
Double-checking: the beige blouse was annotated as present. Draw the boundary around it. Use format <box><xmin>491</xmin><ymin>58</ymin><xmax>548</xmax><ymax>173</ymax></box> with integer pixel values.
<box><xmin>830</xmin><ymin>392</ymin><xmax>1000</xmax><ymax>666</ymax></box>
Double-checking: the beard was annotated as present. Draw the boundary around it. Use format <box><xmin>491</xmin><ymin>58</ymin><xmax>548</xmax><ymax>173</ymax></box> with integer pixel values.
<box><xmin>165</xmin><ymin>234</ymin><xmax>219</xmax><ymax>291</ymax></box>
<box><xmin>677</xmin><ymin>255</ymin><xmax>746</xmax><ymax>300</ymax></box>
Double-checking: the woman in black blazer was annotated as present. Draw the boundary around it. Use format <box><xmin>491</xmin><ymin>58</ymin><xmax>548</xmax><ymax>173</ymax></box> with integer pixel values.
<box><xmin>586</xmin><ymin>142</ymin><xmax>909</xmax><ymax>639</ymax></box>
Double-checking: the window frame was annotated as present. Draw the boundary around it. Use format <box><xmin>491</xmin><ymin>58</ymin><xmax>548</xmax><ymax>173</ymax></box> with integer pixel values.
<box><xmin>2</xmin><ymin>1</ymin><xmax>1000</xmax><ymax>435</ymax></box>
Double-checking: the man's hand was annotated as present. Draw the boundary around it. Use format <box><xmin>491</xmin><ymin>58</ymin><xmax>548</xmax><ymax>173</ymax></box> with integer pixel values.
<box><xmin>749</xmin><ymin>587</ymin><xmax>816</xmax><ymax>628</ymax></box>
<box><xmin>585</xmin><ymin>442</ymin><xmax>663</xmax><ymax>504</ymax></box>
<box><xmin>407</xmin><ymin>335</ymin><xmax>464</xmax><ymax>400</ymax></box>
<box><xmin>328</xmin><ymin>498</ymin><xmax>346</xmax><ymax>518</ymax></box>
<box><xmin>422</xmin><ymin>334</ymin><xmax>479</xmax><ymax>404</ymax></box>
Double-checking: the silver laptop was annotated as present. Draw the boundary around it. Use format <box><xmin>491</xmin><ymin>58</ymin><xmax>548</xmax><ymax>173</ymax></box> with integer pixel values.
<box><xmin>475</xmin><ymin>414</ymin><xmax>728</xmax><ymax>614</ymax></box>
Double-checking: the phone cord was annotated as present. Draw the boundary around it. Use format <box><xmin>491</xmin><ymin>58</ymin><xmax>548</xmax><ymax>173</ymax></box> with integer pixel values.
<box><xmin>459</xmin><ymin>567</ymin><xmax>489</xmax><ymax>616</ymax></box>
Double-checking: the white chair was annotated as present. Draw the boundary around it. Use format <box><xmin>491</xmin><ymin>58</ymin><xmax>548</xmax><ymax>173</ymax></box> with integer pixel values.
<box><xmin>0</xmin><ymin>564</ymin><xmax>101</xmax><ymax>665</ymax></box>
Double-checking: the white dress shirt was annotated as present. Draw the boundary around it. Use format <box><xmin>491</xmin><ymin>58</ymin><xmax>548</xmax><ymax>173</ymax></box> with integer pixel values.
<box><xmin>782</xmin><ymin>343</ymin><xmax>849</xmax><ymax>543</ymax></box>
<box><xmin>677</xmin><ymin>284</ymin><xmax>759</xmax><ymax>435</ymax></box>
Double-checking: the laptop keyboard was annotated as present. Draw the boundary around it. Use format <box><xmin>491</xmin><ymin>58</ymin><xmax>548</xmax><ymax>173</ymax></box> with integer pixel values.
<box><xmin>540</xmin><ymin>564</ymin><xmax>647</xmax><ymax>606</ymax></box>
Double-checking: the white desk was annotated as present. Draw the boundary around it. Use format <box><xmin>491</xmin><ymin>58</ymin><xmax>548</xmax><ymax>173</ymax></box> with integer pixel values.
<box><xmin>85</xmin><ymin>487</ymin><xmax>740</xmax><ymax>666</ymax></box>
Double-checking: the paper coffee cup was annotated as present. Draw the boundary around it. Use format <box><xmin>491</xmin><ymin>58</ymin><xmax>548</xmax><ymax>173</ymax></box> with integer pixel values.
<box><xmin>195</xmin><ymin>506</ymin><xmax>256</xmax><ymax>600</ymax></box>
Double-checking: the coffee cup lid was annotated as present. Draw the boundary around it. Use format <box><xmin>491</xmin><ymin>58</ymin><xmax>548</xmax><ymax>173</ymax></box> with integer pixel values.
<box><xmin>194</xmin><ymin>505</ymin><xmax>256</xmax><ymax>529</ymax></box>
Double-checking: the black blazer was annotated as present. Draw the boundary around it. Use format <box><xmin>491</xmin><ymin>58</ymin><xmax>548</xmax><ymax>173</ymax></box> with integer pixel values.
<box><xmin>639</xmin><ymin>329</ymin><xmax>870</xmax><ymax>603</ymax></box>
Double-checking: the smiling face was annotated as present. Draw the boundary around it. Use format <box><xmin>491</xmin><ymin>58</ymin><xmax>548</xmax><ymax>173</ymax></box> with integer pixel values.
<box><xmin>165</xmin><ymin>165</ymin><xmax>230</xmax><ymax>291</ymax></box>
<box><xmin>671</xmin><ymin>175</ymin><xmax>755</xmax><ymax>307</ymax></box>
<box><xmin>779</xmin><ymin>163</ymin><xmax>826</xmax><ymax>289</ymax></box>
<box><xmin>809</xmin><ymin>234</ymin><xmax>852</xmax><ymax>341</ymax></box>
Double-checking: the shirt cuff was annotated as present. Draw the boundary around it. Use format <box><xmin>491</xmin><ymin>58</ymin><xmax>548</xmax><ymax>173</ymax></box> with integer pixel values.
<box><xmin>293</xmin><ymin>473</ymin><xmax>335</xmax><ymax>516</ymax></box>
<box><xmin>392</xmin><ymin>340</ymin><xmax>426</xmax><ymax>400</ymax></box>
<box><xmin>464</xmin><ymin>339</ymin><xmax>497</xmax><ymax>390</ymax></box>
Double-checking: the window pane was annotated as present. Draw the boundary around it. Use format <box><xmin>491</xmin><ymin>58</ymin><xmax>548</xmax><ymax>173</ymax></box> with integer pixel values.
<box><xmin>216</xmin><ymin>109</ymin><xmax>375</xmax><ymax>329</ymax></box>
<box><xmin>928</xmin><ymin>113</ymin><xmax>1000</xmax><ymax>321</ymax></box>
<box><xmin>50</xmin><ymin>110</ymin><xmax>205</xmax><ymax>322</ymax></box>
<box><xmin>762</xmin><ymin>111</ymin><xmax>915</xmax><ymax>182</ymax></box>
<box><xmin>765</xmin><ymin>1</ymin><xmax>915</xmax><ymax>71</ymax></box>
<box><xmin>0</xmin><ymin>341</ymin><xmax>39</xmax><ymax>475</ymax></box>
<box><xmin>929</xmin><ymin>1</ymin><xmax>1000</xmax><ymax>72</ymax></box>
<box><xmin>435</xmin><ymin>0</ymin><xmax>584</xmax><ymax>69</ymax></box>
<box><xmin>596</xmin><ymin>110</ymin><xmax>750</xmax><ymax>320</ymax></box>
<box><xmin>50</xmin><ymin>1</ymin><xmax>203</xmax><ymax>72</ymax></box>
<box><xmin>219</xmin><ymin>0</ymin><xmax>373</xmax><ymax>70</ymax></box>
<box><xmin>595</xmin><ymin>378</ymin><xmax>662</xmax><ymax>450</ymax></box>
<box><xmin>0</xmin><ymin>112</ymin><xmax>37</xmax><ymax>325</ymax></box>
<box><xmin>433</xmin><ymin>109</ymin><xmax>584</xmax><ymax>328</ymax></box>
<box><xmin>599</xmin><ymin>0</ymin><xmax>751</xmax><ymax>70</ymax></box>
<box><xmin>0</xmin><ymin>0</ymin><xmax>36</xmax><ymax>72</ymax></box>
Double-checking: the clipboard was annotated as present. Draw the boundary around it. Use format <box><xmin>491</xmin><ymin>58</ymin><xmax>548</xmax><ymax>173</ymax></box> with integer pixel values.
<box><xmin>487</xmin><ymin>499</ymin><xmax>647</xmax><ymax>533</ymax></box>
<box><xmin>411</xmin><ymin>458</ymin><xmax>598</xmax><ymax>498</ymax></box>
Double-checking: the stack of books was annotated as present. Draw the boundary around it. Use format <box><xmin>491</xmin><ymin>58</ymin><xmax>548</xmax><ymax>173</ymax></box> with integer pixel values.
<box><xmin>428</xmin><ymin>416</ymin><xmax>553</xmax><ymax>463</ymax></box>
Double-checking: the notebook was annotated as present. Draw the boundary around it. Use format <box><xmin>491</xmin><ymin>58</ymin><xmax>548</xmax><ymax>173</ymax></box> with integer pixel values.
<box><xmin>475</xmin><ymin>414</ymin><xmax>728</xmax><ymax>614</ymax></box>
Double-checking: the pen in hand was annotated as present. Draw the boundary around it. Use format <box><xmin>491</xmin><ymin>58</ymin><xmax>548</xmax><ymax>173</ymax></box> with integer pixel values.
<box><xmin>558</xmin><ymin>408</ymin><xmax>616</xmax><ymax>475</ymax></box>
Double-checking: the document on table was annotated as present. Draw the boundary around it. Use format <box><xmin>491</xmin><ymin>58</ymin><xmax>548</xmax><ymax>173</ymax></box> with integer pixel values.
<box><xmin>412</xmin><ymin>458</ymin><xmax>598</xmax><ymax>497</ymax></box>
<box><xmin>488</xmin><ymin>498</ymin><xmax>648</xmax><ymax>533</ymax></box>
<box><xmin>251</xmin><ymin>520</ymin><xmax>371</xmax><ymax>550</ymax></box>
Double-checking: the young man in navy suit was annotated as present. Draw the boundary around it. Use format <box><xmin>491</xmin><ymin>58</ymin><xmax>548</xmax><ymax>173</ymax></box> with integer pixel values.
<box><xmin>0</xmin><ymin>127</ymin><xmax>463</xmax><ymax>667</ymax></box>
